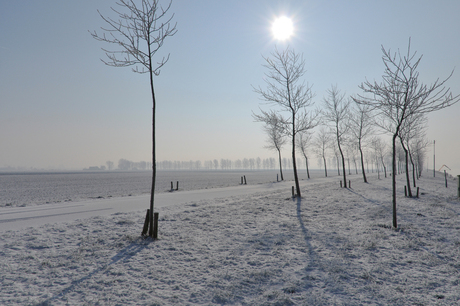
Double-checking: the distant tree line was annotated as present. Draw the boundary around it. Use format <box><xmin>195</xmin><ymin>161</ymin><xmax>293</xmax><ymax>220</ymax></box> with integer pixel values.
<box><xmin>103</xmin><ymin>159</ymin><xmax>152</xmax><ymax>171</ymax></box>
<box><xmin>106</xmin><ymin>148</ymin><xmax>425</xmax><ymax>175</ymax></box>
<box><xmin>157</xmin><ymin>158</ymin><xmax>297</xmax><ymax>171</ymax></box>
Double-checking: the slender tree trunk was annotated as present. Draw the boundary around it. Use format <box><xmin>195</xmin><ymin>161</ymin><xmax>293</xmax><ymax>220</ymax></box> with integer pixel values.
<box><xmin>381</xmin><ymin>156</ymin><xmax>387</xmax><ymax>178</ymax></box>
<box><xmin>392</xmin><ymin>133</ymin><xmax>397</xmax><ymax>228</ymax></box>
<box><xmin>277</xmin><ymin>149</ymin><xmax>284</xmax><ymax>181</ymax></box>
<box><xmin>400</xmin><ymin>138</ymin><xmax>412</xmax><ymax>197</ymax></box>
<box><xmin>149</xmin><ymin>70</ymin><xmax>156</xmax><ymax>238</ymax></box>
<box><xmin>292</xmin><ymin>128</ymin><xmax>301</xmax><ymax>197</ymax></box>
<box><xmin>303</xmin><ymin>153</ymin><xmax>310</xmax><ymax>179</ymax></box>
<box><xmin>338</xmin><ymin>143</ymin><xmax>347</xmax><ymax>187</ymax></box>
<box><xmin>323</xmin><ymin>156</ymin><xmax>328</xmax><ymax>177</ymax></box>
<box><xmin>409</xmin><ymin>150</ymin><xmax>416</xmax><ymax>187</ymax></box>
<box><xmin>358</xmin><ymin>141</ymin><xmax>367</xmax><ymax>183</ymax></box>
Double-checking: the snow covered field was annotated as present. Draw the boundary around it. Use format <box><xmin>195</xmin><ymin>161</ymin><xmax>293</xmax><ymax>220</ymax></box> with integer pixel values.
<box><xmin>1</xmin><ymin>172</ymin><xmax>460</xmax><ymax>305</ymax></box>
<box><xmin>0</xmin><ymin>170</ymin><xmax>307</xmax><ymax>208</ymax></box>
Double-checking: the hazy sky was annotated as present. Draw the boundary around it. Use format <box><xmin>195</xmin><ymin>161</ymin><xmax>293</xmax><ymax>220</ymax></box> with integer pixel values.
<box><xmin>1</xmin><ymin>0</ymin><xmax>459</xmax><ymax>173</ymax></box>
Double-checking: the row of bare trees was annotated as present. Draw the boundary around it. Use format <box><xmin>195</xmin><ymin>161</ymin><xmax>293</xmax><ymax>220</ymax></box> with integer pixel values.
<box><xmin>157</xmin><ymin>157</ymin><xmax>311</xmax><ymax>171</ymax></box>
<box><xmin>254</xmin><ymin>41</ymin><xmax>459</xmax><ymax>228</ymax></box>
<box><xmin>91</xmin><ymin>0</ymin><xmax>457</xmax><ymax>236</ymax></box>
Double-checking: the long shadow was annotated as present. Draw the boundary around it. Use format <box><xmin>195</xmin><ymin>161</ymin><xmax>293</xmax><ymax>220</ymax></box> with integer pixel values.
<box><xmin>346</xmin><ymin>186</ymin><xmax>388</xmax><ymax>209</ymax></box>
<box><xmin>295</xmin><ymin>197</ymin><xmax>316</xmax><ymax>272</ymax></box>
<box><xmin>37</xmin><ymin>237</ymin><xmax>152</xmax><ymax>305</ymax></box>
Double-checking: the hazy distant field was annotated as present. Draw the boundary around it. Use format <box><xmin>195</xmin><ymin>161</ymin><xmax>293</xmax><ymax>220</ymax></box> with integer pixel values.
<box><xmin>0</xmin><ymin>169</ymin><xmax>331</xmax><ymax>207</ymax></box>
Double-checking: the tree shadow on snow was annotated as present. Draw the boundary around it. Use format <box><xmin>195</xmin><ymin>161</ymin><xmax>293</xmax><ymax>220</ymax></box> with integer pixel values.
<box><xmin>36</xmin><ymin>236</ymin><xmax>152</xmax><ymax>306</ymax></box>
<box><xmin>294</xmin><ymin>197</ymin><xmax>317</xmax><ymax>271</ymax></box>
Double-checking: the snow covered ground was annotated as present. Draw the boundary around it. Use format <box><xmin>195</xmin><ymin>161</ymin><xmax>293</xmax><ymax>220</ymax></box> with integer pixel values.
<box><xmin>1</xmin><ymin>172</ymin><xmax>459</xmax><ymax>305</ymax></box>
<box><xmin>0</xmin><ymin>170</ymin><xmax>305</xmax><ymax>208</ymax></box>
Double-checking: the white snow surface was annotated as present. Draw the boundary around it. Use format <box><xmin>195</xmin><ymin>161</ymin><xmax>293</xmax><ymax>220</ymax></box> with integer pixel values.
<box><xmin>1</xmin><ymin>173</ymin><xmax>460</xmax><ymax>305</ymax></box>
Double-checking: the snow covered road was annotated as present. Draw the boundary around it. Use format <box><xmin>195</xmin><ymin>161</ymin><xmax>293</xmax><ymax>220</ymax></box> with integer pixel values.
<box><xmin>1</xmin><ymin>178</ymin><xmax>336</xmax><ymax>232</ymax></box>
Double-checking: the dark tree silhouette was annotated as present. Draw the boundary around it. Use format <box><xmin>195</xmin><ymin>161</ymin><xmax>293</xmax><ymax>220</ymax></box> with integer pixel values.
<box><xmin>253</xmin><ymin>47</ymin><xmax>318</xmax><ymax>197</ymax></box>
<box><xmin>356</xmin><ymin>39</ymin><xmax>459</xmax><ymax>228</ymax></box>
<box><xmin>91</xmin><ymin>0</ymin><xmax>177</xmax><ymax>238</ymax></box>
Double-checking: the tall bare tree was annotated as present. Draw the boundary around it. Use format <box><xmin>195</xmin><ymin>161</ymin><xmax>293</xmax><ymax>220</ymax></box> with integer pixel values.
<box><xmin>253</xmin><ymin>110</ymin><xmax>287</xmax><ymax>180</ymax></box>
<box><xmin>399</xmin><ymin>112</ymin><xmax>428</xmax><ymax>191</ymax></box>
<box><xmin>253</xmin><ymin>47</ymin><xmax>318</xmax><ymax>197</ymax></box>
<box><xmin>313</xmin><ymin>127</ymin><xmax>331</xmax><ymax>177</ymax></box>
<box><xmin>91</xmin><ymin>0</ymin><xmax>177</xmax><ymax>238</ymax></box>
<box><xmin>322</xmin><ymin>85</ymin><xmax>351</xmax><ymax>187</ymax></box>
<box><xmin>297</xmin><ymin>131</ymin><xmax>313</xmax><ymax>179</ymax></box>
<box><xmin>371</xmin><ymin>137</ymin><xmax>388</xmax><ymax>178</ymax></box>
<box><xmin>350</xmin><ymin>102</ymin><xmax>374</xmax><ymax>183</ymax></box>
<box><xmin>357</xmin><ymin>39</ymin><xmax>460</xmax><ymax>228</ymax></box>
<box><xmin>411</xmin><ymin>135</ymin><xmax>429</xmax><ymax>179</ymax></box>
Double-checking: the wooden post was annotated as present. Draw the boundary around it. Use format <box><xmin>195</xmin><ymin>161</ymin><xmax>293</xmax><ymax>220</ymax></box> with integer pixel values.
<box><xmin>416</xmin><ymin>187</ymin><xmax>419</xmax><ymax>198</ymax></box>
<box><xmin>445</xmin><ymin>170</ymin><xmax>448</xmax><ymax>188</ymax></box>
<box><xmin>457</xmin><ymin>175</ymin><xmax>460</xmax><ymax>198</ymax></box>
<box><xmin>404</xmin><ymin>186</ymin><xmax>407</xmax><ymax>197</ymax></box>
<box><xmin>244</xmin><ymin>175</ymin><xmax>247</xmax><ymax>185</ymax></box>
<box><xmin>241</xmin><ymin>177</ymin><xmax>243</xmax><ymax>185</ymax></box>
<box><xmin>176</xmin><ymin>181</ymin><xmax>179</xmax><ymax>190</ymax></box>
<box><xmin>171</xmin><ymin>181</ymin><xmax>173</xmax><ymax>191</ymax></box>
<box><xmin>340</xmin><ymin>181</ymin><xmax>342</xmax><ymax>188</ymax></box>
<box><xmin>141</xmin><ymin>209</ymin><xmax>150</xmax><ymax>236</ymax></box>
<box><xmin>349</xmin><ymin>180</ymin><xmax>351</xmax><ymax>188</ymax></box>
<box><xmin>277</xmin><ymin>174</ymin><xmax>279</xmax><ymax>182</ymax></box>
<box><xmin>153</xmin><ymin>212</ymin><xmax>159</xmax><ymax>240</ymax></box>
<box><xmin>292</xmin><ymin>186</ymin><xmax>295</xmax><ymax>197</ymax></box>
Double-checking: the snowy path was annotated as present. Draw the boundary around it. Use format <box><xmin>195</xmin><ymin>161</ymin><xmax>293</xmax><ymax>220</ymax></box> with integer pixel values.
<box><xmin>0</xmin><ymin>176</ymin><xmax>343</xmax><ymax>232</ymax></box>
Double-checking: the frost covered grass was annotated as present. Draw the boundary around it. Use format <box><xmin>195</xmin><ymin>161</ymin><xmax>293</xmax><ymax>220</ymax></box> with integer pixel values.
<box><xmin>1</xmin><ymin>173</ymin><xmax>459</xmax><ymax>305</ymax></box>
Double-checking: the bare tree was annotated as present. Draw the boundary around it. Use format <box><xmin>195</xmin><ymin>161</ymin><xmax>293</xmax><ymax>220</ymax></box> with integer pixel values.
<box><xmin>91</xmin><ymin>0</ymin><xmax>177</xmax><ymax>238</ymax></box>
<box><xmin>357</xmin><ymin>39</ymin><xmax>460</xmax><ymax>228</ymax></box>
<box><xmin>350</xmin><ymin>145</ymin><xmax>359</xmax><ymax>174</ymax></box>
<box><xmin>253</xmin><ymin>47</ymin><xmax>318</xmax><ymax>197</ymax></box>
<box><xmin>297</xmin><ymin>131</ymin><xmax>313</xmax><ymax>179</ymax></box>
<box><xmin>399</xmin><ymin>113</ymin><xmax>428</xmax><ymax>191</ymax></box>
<box><xmin>372</xmin><ymin>137</ymin><xmax>389</xmax><ymax>178</ymax></box>
<box><xmin>313</xmin><ymin>127</ymin><xmax>331</xmax><ymax>177</ymax></box>
<box><xmin>254</xmin><ymin>110</ymin><xmax>287</xmax><ymax>180</ymax></box>
<box><xmin>322</xmin><ymin>85</ymin><xmax>351</xmax><ymax>187</ymax></box>
<box><xmin>350</xmin><ymin>102</ymin><xmax>374</xmax><ymax>183</ymax></box>
<box><xmin>412</xmin><ymin>136</ymin><xmax>430</xmax><ymax>178</ymax></box>
<box><xmin>106</xmin><ymin>160</ymin><xmax>114</xmax><ymax>171</ymax></box>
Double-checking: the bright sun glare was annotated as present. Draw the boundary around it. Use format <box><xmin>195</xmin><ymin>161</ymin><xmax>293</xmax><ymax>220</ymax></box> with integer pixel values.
<box><xmin>272</xmin><ymin>16</ymin><xmax>293</xmax><ymax>41</ymax></box>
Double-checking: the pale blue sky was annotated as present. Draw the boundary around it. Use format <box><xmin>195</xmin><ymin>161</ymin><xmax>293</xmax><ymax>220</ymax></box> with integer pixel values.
<box><xmin>1</xmin><ymin>0</ymin><xmax>459</xmax><ymax>173</ymax></box>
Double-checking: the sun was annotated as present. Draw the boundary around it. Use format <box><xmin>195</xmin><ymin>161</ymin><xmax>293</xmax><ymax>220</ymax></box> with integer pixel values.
<box><xmin>272</xmin><ymin>16</ymin><xmax>293</xmax><ymax>41</ymax></box>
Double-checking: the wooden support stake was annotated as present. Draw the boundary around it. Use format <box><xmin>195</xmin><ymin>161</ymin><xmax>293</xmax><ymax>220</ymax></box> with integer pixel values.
<box><xmin>340</xmin><ymin>181</ymin><xmax>342</xmax><ymax>188</ymax></box>
<box><xmin>171</xmin><ymin>181</ymin><xmax>173</xmax><ymax>191</ymax></box>
<box><xmin>349</xmin><ymin>180</ymin><xmax>351</xmax><ymax>188</ymax></box>
<box><xmin>445</xmin><ymin>170</ymin><xmax>448</xmax><ymax>188</ymax></box>
<box><xmin>404</xmin><ymin>186</ymin><xmax>407</xmax><ymax>197</ymax></box>
<box><xmin>244</xmin><ymin>175</ymin><xmax>247</xmax><ymax>185</ymax></box>
<box><xmin>457</xmin><ymin>175</ymin><xmax>460</xmax><ymax>198</ymax></box>
<box><xmin>241</xmin><ymin>177</ymin><xmax>243</xmax><ymax>185</ymax></box>
<box><xmin>176</xmin><ymin>181</ymin><xmax>179</xmax><ymax>191</ymax></box>
<box><xmin>141</xmin><ymin>209</ymin><xmax>150</xmax><ymax>236</ymax></box>
<box><xmin>416</xmin><ymin>187</ymin><xmax>419</xmax><ymax>198</ymax></box>
<box><xmin>153</xmin><ymin>212</ymin><xmax>159</xmax><ymax>240</ymax></box>
<box><xmin>292</xmin><ymin>186</ymin><xmax>295</xmax><ymax>197</ymax></box>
